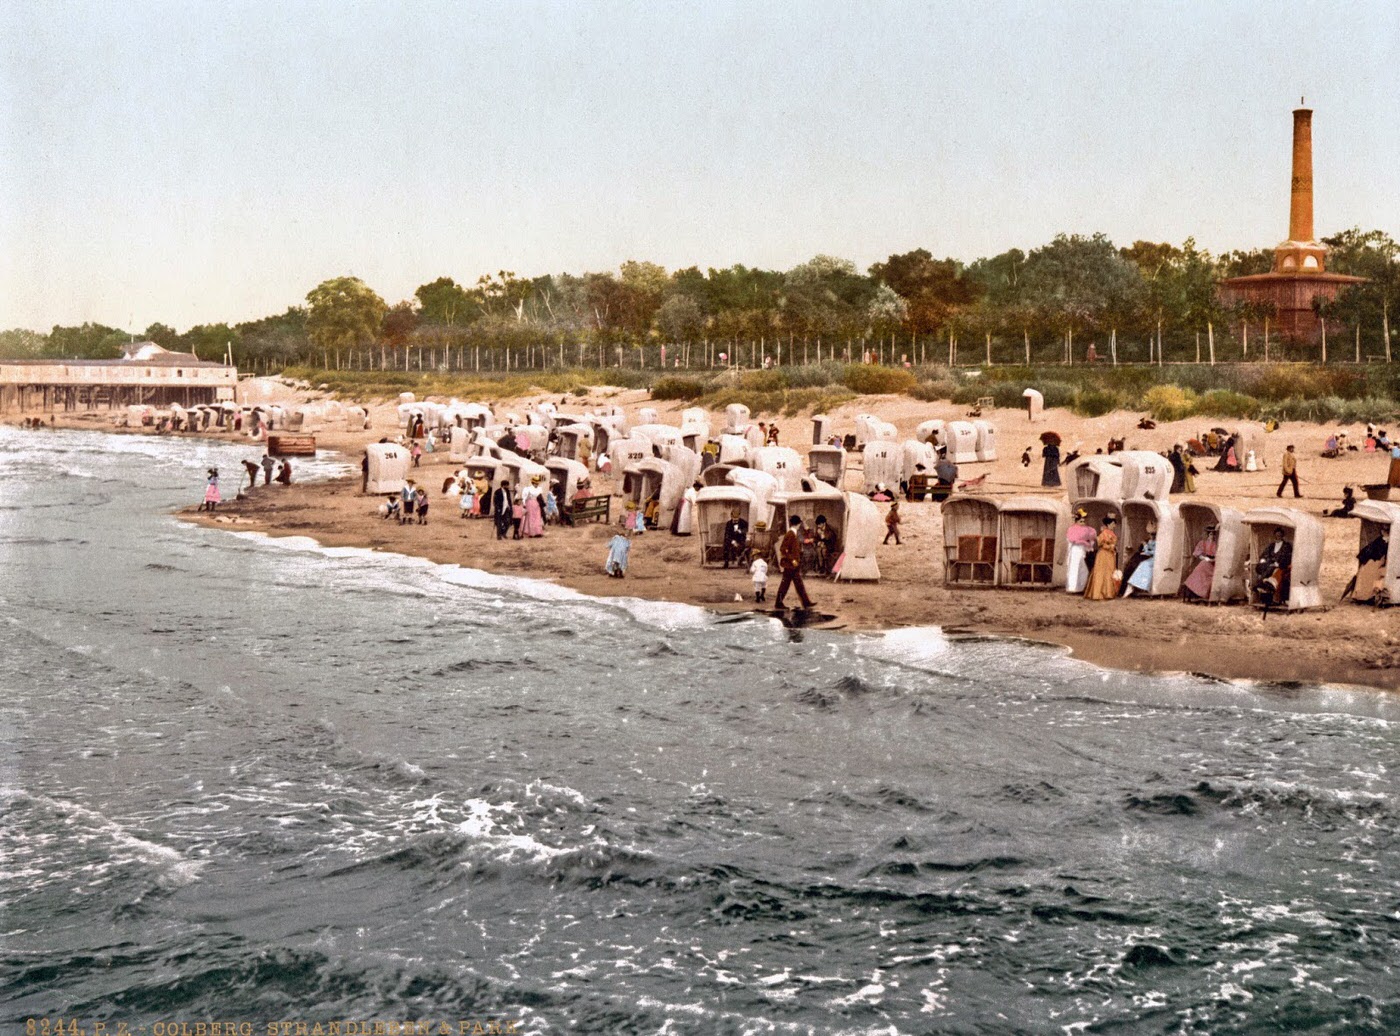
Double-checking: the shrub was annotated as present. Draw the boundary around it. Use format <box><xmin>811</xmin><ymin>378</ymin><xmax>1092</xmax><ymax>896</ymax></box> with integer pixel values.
<box><xmin>1195</xmin><ymin>389</ymin><xmax>1259</xmax><ymax>420</ymax></box>
<box><xmin>908</xmin><ymin>379</ymin><xmax>957</xmax><ymax>403</ymax></box>
<box><xmin>1072</xmin><ymin>387</ymin><xmax>1122</xmax><ymax>417</ymax></box>
<box><xmin>738</xmin><ymin>369</ymin><xmax>785</xmax><ymax>392</ymax></box>
<box><xmin>650</xmin><ymin>376</ymin><xmax>707</xmax><ymax>401</ymax></box>
<box><xmin>1142</xmin><ymin>384</ymin><xmax>1198</xmax><ymax>422</ymax></box>
<box><xmin>1038</xmin><ymin>382</ymin><xmax>1077</xmax><ymax>410</ymax></box>
<box><xmin>843</xmin><ymin>366</ymin><xmax>918</xmax><ymax>395</ymax></box>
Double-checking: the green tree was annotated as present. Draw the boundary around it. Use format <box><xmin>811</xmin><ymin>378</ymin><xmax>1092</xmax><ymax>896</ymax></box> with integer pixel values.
<box><xmin>872</xmin><ymin>249</ymin><xmax>981</xmax><ymax>335</ymax></box>
<box><xmin>0</xmin><ymin>328</ymin><xmax>47</xmax><ymax>358</ymax></box>
<box><xmin>305</xmin><ymin>277</ymin><xmax>387</xmax><ymax>356</ymax></box>
<box><xmin>414</xmin><ymin>277</ymin><xmax>477</xmax><ymax>326</ymax></box>
<box><xmin>1321</xmin><ymin>227</ymin><xmax>1399</xmax><ymax>360</ymax></box>
<box><xmin>381</xmin><ymin>301</ymin><xmax>419</xmax><ymax>349</ymax></box>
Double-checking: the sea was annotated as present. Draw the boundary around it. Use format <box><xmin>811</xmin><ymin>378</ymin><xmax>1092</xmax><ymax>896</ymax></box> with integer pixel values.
<box><xmin>2</xmin><ymin>425</ymin><xmax>1399</xmax><ymax>1035</ymax></box>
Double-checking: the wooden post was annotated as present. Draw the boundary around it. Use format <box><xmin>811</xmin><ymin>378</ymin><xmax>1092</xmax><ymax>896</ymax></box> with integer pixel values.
<box><xmin>1195</xmin><ymin>331</ymin><xmax>1200</xmax><ymax>364</ymax></box>
<box><xmin>1264</xmin><ymin>317</ymin><xmax>1269</xmax><ymax>362</ymax></box>
<box><xmin>985</xmin><ymin>332</ymin><xmax>991</xmax><ymax>366</ymax></box>
<box><xmin>1355</xmin><ymin>323</ymin><xmax>1361</xmax><ymax>364</ymax></box>
<box><xmin>1321</xmin><ymin>319</ymin><xmax>1327</xmax><ymax>363</ymax></box>
<box><xmin>1242</xmin><ymin>321</ymin><xmax>1248</xmax><ymax>358</ymax></box>
<box><xmin>1024</xmin><ymin>329</ymin><xmax>1030</xmax><ymax>365</ymax></box>
<box><xmin>1208</xmin><ymin>321</ymin><xmax>1215</xmax><ymax>366</ymax></box>
<box><xmin>1110</xmin><ymin>328</ymin><xmax>1118</xmax><ymax>366</ymax></box>
<box><xmin>1067</xmin><ymin>327</ymin><xmax>1073</xmax><ymax>366</ymax></box>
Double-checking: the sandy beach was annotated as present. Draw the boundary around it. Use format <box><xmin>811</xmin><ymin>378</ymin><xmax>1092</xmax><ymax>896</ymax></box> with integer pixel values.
<box><xmin>35</xmin><ymin>385</ymin><xmax>1400</xmax><ymax>691</ymax></box>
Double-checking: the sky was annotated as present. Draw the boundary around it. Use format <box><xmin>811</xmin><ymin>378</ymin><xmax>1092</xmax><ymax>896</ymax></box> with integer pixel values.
<box><xmin>1</xmin><ymin>0</ymin><xmax>1397</xmax><ymax>332</ymax></box>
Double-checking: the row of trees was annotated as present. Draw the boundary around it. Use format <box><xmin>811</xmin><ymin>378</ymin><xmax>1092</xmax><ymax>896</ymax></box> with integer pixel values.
<box><xmin>3</xmin><ymin>229</ymin><xmax>1395</xmax><ymax>369</ymax></box>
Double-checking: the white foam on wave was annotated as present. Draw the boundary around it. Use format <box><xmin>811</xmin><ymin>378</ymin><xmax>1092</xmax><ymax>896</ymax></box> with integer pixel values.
<box><xmin>853</xmin><ymin>626</ymin><xmax>951</xmax><ymax>666</ymax></box>
<box><xmin>217</xmin><ymin>528</ymin><xmax>717</xmax><ymax>631</ymax></box>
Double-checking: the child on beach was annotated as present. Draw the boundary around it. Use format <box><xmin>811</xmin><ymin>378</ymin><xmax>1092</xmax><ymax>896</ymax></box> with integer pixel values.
<box><xmin>883</xmin><ymin>500</ymin><xmax>901</xmax><ymax>545</ymax></box>
<box><xmin>383</xmin><ymin>494</ymin><xmax>401</xmax><ymax>521</ymax></box>
<box><xmin>400</xmin><ymin>483</ymin><xmax>415</xmax><ymax>525</ymax></box>
<box><xmin>460</xmin><ymin>479</ymin><xmax>475</xmax><ymax>519</ymax></box>
<box><xmin>415</xmin><ymin>486</ymin><xmax>429</xmax><ymax>524</ymax></box>
<box><xmin>749</xmin><ymin>555</ymin><xmax>768</xmax><ymax>602</ymax></box>
<box><xmin>199</xmin><ymin>468</ymin><xmax>220</xmax><ymax>512</ymax></box>
<box><xmin>410</xmin><ymin>442</ymin><xmax>423</xmax><ymax>467</ymax></box>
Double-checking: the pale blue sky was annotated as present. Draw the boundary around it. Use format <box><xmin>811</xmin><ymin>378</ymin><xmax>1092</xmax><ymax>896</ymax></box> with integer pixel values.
<box><xmin>2</xmin><ymin>0</ymin><xmax>1396</xmax><ymax>331</ymax></box>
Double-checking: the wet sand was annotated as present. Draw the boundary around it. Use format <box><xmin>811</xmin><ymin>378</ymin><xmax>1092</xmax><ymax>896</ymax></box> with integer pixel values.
<box><xmin>36</xmin><ymin>386</ymin><xmax>1400</xmax><ymax>691</ymax></box>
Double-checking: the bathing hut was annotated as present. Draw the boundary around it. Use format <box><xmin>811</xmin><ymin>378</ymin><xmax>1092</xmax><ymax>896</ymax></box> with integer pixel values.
<box><xmin>512</xmin><ymin>425</ymin><xmax>550</xmax><ymax>459</ymax></box>
<box><xmin>554</xmin><ymin>422</ymin><xmax>594</xmax><ymax>462</ymax></box>
<box><xmin>458</xmin><ymin>403</ymin><xmax>493</xmax><ymax>430</ymax></box>
<box><xmin>855</xmin><ymin>413</ymin><xmax>898</xmax><ymax>447</ymax></box>
<box><xmin>447</xmin><ymin>428</ymin><xmax>477</xmax><ymax>463</ymax></box>
<box><xmin>812</xmin><ymin>414</ymin><xmax>833</xmax><ymax>445</ymax></box>
<box><xmin>680</xmin><ymin>408</ymin><xmax>710</xmax><ymax>452</ymax></box>
<box><xmin>900</xmin><ymin>440</ymin><xmax>938</xmax><ymax>483</ymax></box>
<box><xmin>365</xmin><ymin>443</ymin><xmax>410</xmax><ymax>495</ymax></box>
<box><xmin>944</xmin><ymin>421</ymin><xmax>979</xmax><ymax>464</ymax></box>
<box><xmin>345</xmin><ymin>405</ymin><xmax>369</xmax><ymax>431</ymax></box>
<box><xmin>659</xmin><ymin>443</ymin><xmax>702</xmax><ymax>490</ymax></box>
<box><xmin>544</xmin><ymin>457</ymin><xmax>590</xmax><ymax>506</ymax></box>
<box><xmin>589</xmin><ymin>417</ymin><xmax>625</xmax><ymax>458</ymax></box>
<box><xmin>623</xmin><ymin>458</ymin><xmax>683</xmax><ymax>519</ymax></box>
<box><xmin>632</xmin><ymin>423</ymin><xmax>683</xmax><ymax>450</ymax></box>
<box><xmin>637</xmin><ymin>407</ymin><xmax>658</xmax><ymax>427</ymax></box>
<box><xmin>124</xmin><ymin>404</ymin><xmax>153</xmax><ymax>427</ymax></box>
<box><xmin>942</xmin><ymin>496</ymin><xmax>1000</xmax><ymax>587</ymax></box>
<box><xmin>727</xmin><ymin>468</ymin><xmax>780</xmax><ymax>528</ymax></box>
<box><xmin>750</xmin><ymin>446</ymin><xmax>805</xmax><ymax>491</ymax></box>
<box><xmin>1177</xmin><ymin>502</ymin><xmax>1249</xmax><ymax>604</ymax></box>
<box><xmin>1115</xmin><ymin>451</ymin><xmax>1173</xmax><ymax>501</ymax></box>
<box><xmin>808</xmin><ymin>444</ymin><xmax>846</xmax><ymax>486</ymax></box>
<box><xmin>609</xmin><ymin>436</ymin><xmax>653</xmax><ymax>473</ymax></box>
<box><xmin>499</xmin><ymin>453</ymin><xmax>550</xmax><ymax>494</ymax></box>
<box><xmin>833</xmin><ymin>493</ymin><xmax>881</xmax><ymax>581</ymax></box>
<box><xmin>700</xmin><ymin>461</ymin><xmax>750</xmax><ymax>488</ymax></box>
<box><xmin>1119</xmin><ymin>499</ymin><xmax>1183</xmax><ymax>596</ymax></box>
<box><xmin>1069</xmin><ymin>457</ymin><xmax>1125</xmax><ymax>504</ymax></box>
<box><xmin>973</xmin><ymin>420</ymin><xmax>997</xmax><ymax>462</ymax></box>
<box><xmin>915</xmin><ymin>418</ymin><xmax>945</xmax><ymax>446</ymax></box>
<box><xmin>996</xmin><ymin>497</ymin><xmax>1068</xmax><ymax>588</ymax></box>
<box><xmin>1074</xmin><ymin>498</ymin><xmax>1124</xmax><ymax>555</ymax></box>
<box><xmin>463</xmin><ymin>456</ymin><xmax>505</xmax><ymax>493</ymax></box>
<box><xmin>1350</xmin><ymin>501</ymin><xmax>1400</xmax><ymax>605</ymax></box>
<box><xmin>696</xmin><ymin>485</ymin><xmax>757</xmax><ymax>566</ymax></box>
<box><xmin>718</xmin><ymin>433</ymin><xmax>751</xmax><ymax>465</ymax></box>
<box><xmin>1240</xmin><ymin>507</ymin><xmax>1325</xmax><ymax>611</ymax></box>
<box><xmin>397</xmin><ymin>392</ymin><xmax>415</xmax><ymax>404</ymax></box>
<box><xmin>1023</xmin><ymin>388</ymin><xmax>1043</xmax><ymax>422</ymax></box>
<box><xmin>862</xmin><ymin>441</ymin><xmax>902</xmax><ymax>494</ymax></box>
<box><xmin>724</xmin><ymin>403</ymin><xmax>751</xmax><ymax>434</ymax></box>
<box><xmin>770</xmin><ymin>481</ymin><xmax>846</xmax><ymax>556</ymax></box>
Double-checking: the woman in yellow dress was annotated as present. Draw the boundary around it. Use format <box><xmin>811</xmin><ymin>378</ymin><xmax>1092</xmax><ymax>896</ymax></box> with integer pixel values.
<box><xmin>1084</xmin><ymin>515</ymin><xmax>1120</xmax><ymax>600</ymax></box>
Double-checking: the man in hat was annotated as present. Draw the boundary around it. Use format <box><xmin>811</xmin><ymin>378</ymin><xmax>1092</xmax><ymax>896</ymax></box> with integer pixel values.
<box><xmin>1253</xmin><ymin>527</ymin><xmax>1293</xmax><ymax>607</ymax></box>
<box><xmin>491</xmin><ymin>480</ymin><xmax>513</xmax><ymax>539</ymax></box>
<box><xmin>774</xmin><ymin>515</ymin><xmax>815</xmax><ymax>610</ymax></box>
<box><xmin>722</xmin><ymin>508</ymin><xmax>748</xmax><ymax>568</ymax></box>
<box><xmin>1276</xmin><ymin>445</ymin><xmax>1301</xmax><ymax>498</ymax></box>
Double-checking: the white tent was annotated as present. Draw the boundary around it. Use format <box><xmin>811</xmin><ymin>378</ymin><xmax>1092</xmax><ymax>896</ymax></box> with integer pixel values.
<box><xmin>637</xmin><ymin>406</ymin><xmax>658</xmax><ymax>426</ymax></box>
<box><xmin>1119</xmin><ymin>499</ymin><xmax>1183</xmax><ymax>596</ymax></box>
<box><xmin>862</xmin><ymin>441</ymin><xmax>902</xmax><ymax>494</ymax></box>
<box><xmin>449</xmin><ymin>428</ymin><xmax>489</xmax><ymax>463</ymax></box>
<box><xmin>915</xmin><ymin>418</ymin><xmax>945</xmax><ymax>445</ymax></box>
<box><xmin>1350</xmin><ymin>501</ymin><xmax>1400</xmax><ymax>605</ymax></box>
<box><xmin>997</xmin><ymin>496</ymin><xmax>1068</xmax><ymax>588</ymax></box>
<box><xmin>855</xmin><ymin>413</ymin><xmax>897</xmax><ymax>447</ymax></box>
<box><xmin>554</xmin><ymin>422</ymin><xmax>594</xmax><ymax>461</ymax></box>
<box><xmin>1177</xmin><ymin>502</ymin><xmax>1249</xmax><ymax>604</ymax></box>
<box><xmin>811</xmin><ymin>414</ymin><xmax>834</xmax><ymax>444</ymax></box>
<box><xmin>749</xmin><ymin>446</ymin><xmax>805</xmax><ymax>491</ymax></box>
<box><xmin>700</xmin><ymin>462</ymin><xmax>749</xmax><ymax>488</ymax></box>
<box><xmin>807</xmin><ymin>445</ymin><xmax>846</xmax><ymax>486</ymax></box>
<box><xmin>609</xmin><ymin>436</ymin><xmax>653</xmax><ymax>473</ymax></box>
<box><xmin>696</xmin><ymin>486</ymin><xmax>756</xmax><ymax>566</ymax></box>
<box><xmin>973</xmin><ymin>420</ymin><xmax>997</xmax><ymax>462</ymax></box>
<box><xmin>366</xmin><ymin>443</ymin><xmax>410</xmax><ymax>495</ymax></box>
<box><xmin>658</xmin><ymin>443</ymin><xmax>702</xmax><ymax>490</ymax></box>
<box><xmin>511</xmin><ymin>425</ymin><xmax>550</xmax><ymax>459</ymax></box>
<box><xmin>718</xmin><ymin>433</ymin><xmax>751</xmax><ymax>465</ymax></box>
<box><xmin>631</xmin><ymin>423</ymin><xmax>683</xmax><ymax>450</ymax></box>
<box><xmin>679</xmin><ymin>407</ymin><xmax>710</xmax><ymax>450</ymax></box>
<box><xmin>944</xmin><ymin>421</ymin><xmax>979</xmax><ymax>464</ymax></box>
<box><xmin>544</xmin><ymin>457</ymin><xmax>590</xmax><ymax>506</ymax></box>
<box><xmin>834</xmin><ymin>493</ymin><xmax>881</xmax><ymax>581</ymax></box>
<box><xmin>1241</xmin><ymin>507</ymin><xmax>1325</xmax><ymax>610</ymax></box>
<box><xmin>1068</xmin><ymin>457</ymin><xmax>1125</xmax><ymax>504</ymax></box>
<box><xmin>589</xmin><ymin>417</ymin><xmax>627</xmax><ymax>458</ymax></box>
<box><xmin>1023</xmin><ymin>388</ymin><xmax>1043</xmax><ymax>422</ymax></box>
<box><xmin>724</xmin><ymin>404</ymin><xmax>751</xmax><ymax>434</ymax></box>
<box><xmin>727</xmin><ymin>468</ymin><xmax>780</xmax><ymax>529</ymax></box>
<box><xmin>900</xmin><ymin>440</ymin><xmax>938</xmax><ymax>483</ymax></box>
<box><xmin>1115</xmin><ymin>451</ymin><xmax>1173</xmax><ymax>501</ymax></box>
<box><xmin>942</xmin><ymin>496</ymin><xmax>1000</xmax><ymax>587</ymax></box>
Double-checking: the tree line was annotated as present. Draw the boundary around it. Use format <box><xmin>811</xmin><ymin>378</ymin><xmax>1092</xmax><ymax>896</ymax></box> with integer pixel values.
<box><xmin>3</xmin><ymin>228</ymin><xmax>1395</xmax><ymax>370</ymax></box>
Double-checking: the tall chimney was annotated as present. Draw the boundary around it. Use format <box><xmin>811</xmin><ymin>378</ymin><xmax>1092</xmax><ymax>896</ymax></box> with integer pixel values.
<box><xmin>1289</xmin><ymin>107</ymin><xmax>1314</xmax><ymax>242</ymax></box>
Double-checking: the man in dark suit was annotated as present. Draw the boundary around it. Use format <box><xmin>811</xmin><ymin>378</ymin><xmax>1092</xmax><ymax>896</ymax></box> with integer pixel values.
<box><xmin>492</xmin><ymin>481</ymin><xmax>514</xmax><ymax>540</ymax></box>
<box><xmin>774</xmin><ymin>515</ymin><xmax>814</xmax><ymax>610</ymax></box>
<box><xmin>722</xmin><ymin>510</ymin><xmax>749</xmax><ymax>568</ymax></box>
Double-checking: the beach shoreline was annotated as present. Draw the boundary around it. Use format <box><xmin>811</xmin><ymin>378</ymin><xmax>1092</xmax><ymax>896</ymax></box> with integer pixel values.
<box><xmin>26</xmin><ymin>394</ymin><xmax>1400</xmax><ymax>692</ymax></box>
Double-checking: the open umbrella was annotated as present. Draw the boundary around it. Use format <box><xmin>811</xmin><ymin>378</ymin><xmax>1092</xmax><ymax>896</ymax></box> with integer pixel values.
<box><xmin>1039</xmin><ymin>431</ymin><xmax>1062</xmax><ymax>446</ymax></box>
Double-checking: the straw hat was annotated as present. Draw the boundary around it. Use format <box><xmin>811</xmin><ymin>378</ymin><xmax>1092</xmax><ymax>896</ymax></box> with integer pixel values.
<box><xmin>1074</xmin><ymin>507</ymin><xmax>1088</xmax><ymax>519</ymax></box>
<box><xmin>531</xmin><ymin>474</ymin><xmax>542</xmax><ymax>484</ymax></box>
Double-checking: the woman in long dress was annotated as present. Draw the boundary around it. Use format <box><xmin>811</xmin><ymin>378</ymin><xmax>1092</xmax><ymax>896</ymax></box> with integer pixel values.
<box><xmin>1083</xmin><ymin>517</ymin><xmax>1120</xmax><ymax>600</ymax></box>
<box><xmin>200</xmin><ymin>468</ymin><xmax>221</xmax><ymax>512</ymax></box>
<box><xmin>521</xmin><ymin>476</ymin><xmax>546</xmax><ymax>537</ymax></box>
<box><xmin>1041</xmin><ymin>442</ymin><xmax>1061</xmax><ymax>487</ymax></box>
<box><xmin>1065</xmin><ymin>511</ymin><xmax>1097</xmax><ymax>593</ymax></box>
<box><xmin>1388</xmin><ymin>443</ymin><xmax>1400</xmax><ymax>487</ymax></box>
<box><xmin>1181</xmin><ymin>526</ymin><xmax>1218</xmax><ymax>600</ymax></box>
<box><xmin>1122</xmin><ymin>534</ymin><xmax>1157</xmax><ymax>596</ymax></box>
<box><xmin>672</xmin><ymin>482</ymin><xmax>699</xmax><ymax>535</ymax></box>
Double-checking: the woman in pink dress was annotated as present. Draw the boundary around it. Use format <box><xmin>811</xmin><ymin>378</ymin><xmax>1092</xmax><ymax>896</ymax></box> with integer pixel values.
<box><xmin>1180</xmin><ymin>524</ymin><xmax>1218</xmax><ymax>600</ymax></box>
<box><xmin>521</xmin><ymin>475</ymin><xmax>546</xmax><ymax>537</ymax></box>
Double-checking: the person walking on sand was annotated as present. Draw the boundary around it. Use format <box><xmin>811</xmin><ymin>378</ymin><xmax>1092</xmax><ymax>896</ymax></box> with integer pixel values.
<box><xmin>883</xmin><ymin>500</ymin><xmax>902</xmax><ymax>545</ymax></box>
<box><xmin>492</xmin><ymin>481</ymin><xmax>513</xmax><ymax>539</ymax></box>
<box><xmin>774</xmin><ymin>516</ymin><xmax>814</xmax><ymax>610</ymax></box>
<box><xmin>749</xmin><ymin>554</ymin><xmax>769</xmax><ymax>603</ymax></box>
<box><xmin>261</xmin><ymin>453</ymin><xmax>275</xmax><ymax>486</ymax></box>
<box><xmin>1084</xmin><ymin>515</ymin><xmax>1120</xmax><ymax>601</ymax></box>
<box><xmin>200</xmin><ymin>468</ymin><xmax>221</xmax><ymax>512</ymax></box>
<box><xmin>1041</xmin><ymin>440</ymin><xmax>1061</xmax><ymax>488</ymax></box>
<box><xmin>1276</xmin><ymin>444</ymin><xmax>1301</xmax><ymax>498</ymax></box>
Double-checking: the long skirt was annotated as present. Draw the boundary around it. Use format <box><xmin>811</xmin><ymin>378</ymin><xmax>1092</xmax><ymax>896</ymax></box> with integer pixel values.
<box><xmin>1182</xmin><ymin>556</ymin><xmax>1215</xmax><ymax>599</ymax></box>
<box><xmin>203</xmin><ymin>483</ymin><xmax>221</xmax><ymax>504</ymax></box>
<box><xmin>1389</xmin><ymin>456</ymin><xmax>1400</xmax><ymax>487</ymax></box>
<box><xmin>1065</xmin><ymin>545</ymin><xmax>1090</xmax><ymax>593</ymax></box>
<box><xmin>1084</xmin><ymin>551</ymin><xmax>1119</xmax><ymax>600</ymax></box>
<box><xmin>522</xmin><ymin>496</ymin><xmax>545</xmax><ymax>537</ymax></box>
<box><xmin>1042</xmin><ymin>456</ymin><xmax>1061</xmax><ymax>488</ymax></box>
